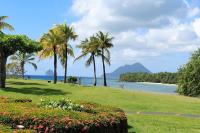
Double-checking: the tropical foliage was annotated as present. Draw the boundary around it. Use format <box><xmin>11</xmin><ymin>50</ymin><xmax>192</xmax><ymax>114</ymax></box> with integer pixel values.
<box><xmin>0</xmin><ymin>16</ymin><xmax>14</xmax><ymax>33</ymax></box>
<box><xmin>39</xmin><ymin>28</ymin><xmax>62</xmax><ymax>84</ymax></box>
<box><xmin>39</xmin><ymin>23</ymin><xmax>77</xmax><ymax>84</ymax></box>
<box><xmin>177</xmin><ymin>48</ymin><xmax>200</xmax><ymax>96</ymax></box>
<box><xmin>55</xmin><ymin>23</ymin><xmax>77</xmax><ymax>83</ymax></box>
<box><xmin>67</xmin><ymin>76</ymin><xmax>78</xmax><ymax>83</ymax></box>
<box><xmin>120</xmin><ymin>72</ymin><xmax>177</xmax><ymax>84</ymax></box>
<box><xmin>96</xmin><ymin>31</ymin><xmax>114</xmax><ymax>86</ymax></box>
<box><xmin>75</xmin><ymin>31</ymin><xmax>113</xmax><ymax>86</ymax></box>
<box><xmin>75</xmin><ymin>36</ymin><xmax>100</xmax><ymax>86</ymax></box>
<box><xmin>8</xmin><ymin>52</ymin><xmax>37</xmax><ymax>79</ymax></box>
<box><xmin>6</xmin><ymin>63</ymin><xmax>21</xmax><ymax>76</ymax></box>
<box><xmin>0</xmin><ymin>34</ymin><xmax>41</xmax><ymax>88</ymax></box>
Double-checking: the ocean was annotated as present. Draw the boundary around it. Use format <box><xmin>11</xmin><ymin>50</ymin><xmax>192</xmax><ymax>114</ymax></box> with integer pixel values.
<box><xmin>26</xmin><ymin>75</ymin><xmax>177</xmax><ymax>94</ymax></box>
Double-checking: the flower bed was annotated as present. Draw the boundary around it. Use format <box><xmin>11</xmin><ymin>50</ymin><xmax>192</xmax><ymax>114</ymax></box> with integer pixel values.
<box><xmin>0</xmin><ymin>97</ymin><xmax>128</xmax><ymax>133</ymax></box>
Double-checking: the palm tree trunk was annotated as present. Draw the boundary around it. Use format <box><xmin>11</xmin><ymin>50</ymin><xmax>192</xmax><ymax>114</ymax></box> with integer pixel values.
<box><xmin>92</xmin><ymin>54</ymin><xmax>97</xmax><ymax>86</ymax></box>
<box><xmin>64</xmin><ymin>44</ymin><xmax>68</xmax><ymax>83</ymax></box>
<box><xmin>21</xmin><ymin>62</ymin><xmax>25</xmax><ymax>79</ymax></box>
<box><xmin>53</xmin><ymin>46</ymin><xmax>57</xmax><ymax>84</ymax></box>
<box><xmin>0</xmin><ymin>54</ymin><xmax>7</xmax><ymax>88</ymax></box>
<box><xmin>101</xmin><ymin>49</ymin><xmax>107</xmax><ymax>86</ymax></box>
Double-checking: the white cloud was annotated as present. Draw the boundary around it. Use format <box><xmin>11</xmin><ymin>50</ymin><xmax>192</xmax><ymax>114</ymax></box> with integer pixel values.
<box><xmin>70</xmin><ymin>0</ymin><xmax>200</xmax><ymax>65</ymax></box>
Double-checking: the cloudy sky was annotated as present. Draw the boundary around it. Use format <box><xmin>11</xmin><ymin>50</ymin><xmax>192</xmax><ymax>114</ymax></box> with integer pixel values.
<box><xmin>1</xmin><ymin>0</ymin><xmax>200</xmax><ymax>76</ymax></box>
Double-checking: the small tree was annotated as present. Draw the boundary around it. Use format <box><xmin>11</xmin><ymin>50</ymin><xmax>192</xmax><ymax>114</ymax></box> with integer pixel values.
<box><xmin>177</xmin><ymin>48</ymin><xmax>200</xmax><ymax>97</ymax></box>
<box><xmin>9</xmin><ymin>52</ymin><xmax>37</xmax><ymax>79</ymax></box>
<box><xmin>0</xmin><ymin>34</ymin><xmax>41</xmax><ymax>88</ymax></box>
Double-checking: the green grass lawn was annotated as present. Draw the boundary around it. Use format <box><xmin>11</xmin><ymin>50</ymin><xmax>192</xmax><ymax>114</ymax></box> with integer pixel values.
<box><xmin>1</xmin><ymin>79</ymin><xmax>200</xmax><ymax>133</ymax></box>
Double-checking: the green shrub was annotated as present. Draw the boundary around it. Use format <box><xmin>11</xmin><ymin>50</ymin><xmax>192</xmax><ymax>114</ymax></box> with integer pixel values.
<box><xmin>0</xmin><ymin>97</ymin><xmax>128</xmax><ymax>133</ymax></box>
<box><xmin>177</xmin><ymin>48</ymin><xmax>200</xmax><ymax>96</ymax></box>
<box><xmin>68</xmin><ymin>76</ymin><xmax>78</xmax><ymax>83</ymax></box>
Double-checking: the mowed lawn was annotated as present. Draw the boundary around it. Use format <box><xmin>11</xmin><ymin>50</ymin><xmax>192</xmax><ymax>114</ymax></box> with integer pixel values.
<box><xmin>1</xmin><ymin>79</ymin><xmax>200</xmax><ymax>133</ymax></box>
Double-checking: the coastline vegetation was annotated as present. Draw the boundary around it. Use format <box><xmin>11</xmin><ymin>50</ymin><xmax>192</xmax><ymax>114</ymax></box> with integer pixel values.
<box><xmin>177</xmin><ymin>48</ymin><xmax>200</xmax><ymax>97</ymax></box>
<box><xmin>120</xmin><ymin>72</ymin><xmax>177</xmax><ymax>84</ymax></box>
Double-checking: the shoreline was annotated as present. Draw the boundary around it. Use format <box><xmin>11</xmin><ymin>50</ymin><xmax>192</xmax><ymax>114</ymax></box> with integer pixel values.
<box><xmin>136</xmin><ymin>82</ymin><xmax>177</xmax><ymax>86</ymax></box>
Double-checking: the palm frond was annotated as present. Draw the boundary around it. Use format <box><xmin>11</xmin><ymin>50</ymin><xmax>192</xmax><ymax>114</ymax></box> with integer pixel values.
<box><xmin>28</xmin><ymin>62</ymin><xmax>37</xmax><ymax>70</ymax></box>
<box><xmin>74</xmin><ymin>53</ymin><xmax>88</xmax><ymax>62</ymax></box>
<box><xmin>85</xmin><ymin>55</ymin><xmax>93</xmax><ymax>67</ymax></box>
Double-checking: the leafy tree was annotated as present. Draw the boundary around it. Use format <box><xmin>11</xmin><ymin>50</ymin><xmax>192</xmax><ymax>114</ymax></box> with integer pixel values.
<box><xmin>55</xmin><ymin>23</ymin><xmax>77</xmax><ymax>83</ymax></box>
<box><xmin>9</xmin><ymin>52</ymin><xmax>37</xmax><ymax>79</ymax></box>
<box><xmin>177</xmin><ymin>48</ymin><xmax>200</xmax><ymax>96</ymax></box>
<box><xmin>39</xmin><ymin>28</ymin><xmax>62</xmax><ymax>84</ymax></box>
<box><xmin>75</xmin><ymin>36</ymin><xmax>100</xmax><ymax>86</ymax></box>
<box><xmin>96</xmin><ymin>31</ymin><xmax>114</xmax><ymax>86</ymax></box>
<box><xmin>0</xmin><ymin>35</ymin><xmax>41</xmax><ymax>88</ymax></box>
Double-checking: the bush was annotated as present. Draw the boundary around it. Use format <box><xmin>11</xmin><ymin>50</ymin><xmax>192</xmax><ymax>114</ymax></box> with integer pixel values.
<box><xmin>68</xmin><ymin>76</ymin><xmax>78</xmax><ymax>83</ymax></box>
<box><xmin>0</xmin><ymin>97</ymin><xmax>128</xmax><ymax>133</ymax></box>
<box><xmin>40</xmin><ymin>98</ymin><xmax>85</xmax><ymax>112</ymax></box>
<box><xmin>177</xmin><ymin>48</ymin><xmax>200</xmax><ymax>96</ymax></box>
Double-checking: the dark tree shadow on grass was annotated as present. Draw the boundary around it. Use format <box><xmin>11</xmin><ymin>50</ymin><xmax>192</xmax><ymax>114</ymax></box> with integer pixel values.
<box><xmin>2</xmin><ymin>87</ymin><xmax>70</xmax><ymax>96</ymax></box>
<box><xmin>7</xmin><ymin>81</ymin><xmax>46</xmax><ymax>86</ymax></box>
<box><xmin>128</xmin><ymin>125</ymin><xmax>136</xmax><ymax>133</ymax></box>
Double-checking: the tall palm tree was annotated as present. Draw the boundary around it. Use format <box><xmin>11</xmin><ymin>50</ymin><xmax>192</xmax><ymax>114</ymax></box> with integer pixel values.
<box><xmin>96</xmin><ymin>31</ymin><xmax>114</xmax><ymax>86</ymax></box>
<box><xmin>59</xmin><ymin>44</ymin><xmax>74</xmax><ymax>78</ymax></box>
<box><xmin>39</xmin><ymin>28</ymin><xmax>62</xmax><ymax>84</ymax></box>
<box><xmin>0</xmin><ymin>16</ymin><xmax>14</xmax><ymax>33</ymax></box>
<box><xmin>75</xmin><ymin>36</ymin><xmax>100</xmax><ymax>86</ymax></box>
<box><xmin>55</xmin><ymin>23</ymin><xmax>77</xmax><ymax>83</ymax></box>
<box><xmin>9</xmin><ymin>52</ymin><xmax>37</xmax><ymax>79</ymax></box>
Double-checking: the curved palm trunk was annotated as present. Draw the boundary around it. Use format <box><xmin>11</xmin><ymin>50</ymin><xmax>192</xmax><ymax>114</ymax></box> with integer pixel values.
<box><xmin>64</xmin><ymin>44</ymin><xmax>68</xmax><ymax>83</ymax></box>
<box><xmin>92</xmin><ymin>54</ymin><xmax>97</xmax><ymax>86</ymax></box>
<box><xmin>0</xmin><ymin>53</ymin><xmax>7</xmax><ymax>88</ymax></box>
<box><xmin>53</xmin><ymin>46</ymin><xmax>57</xmax><ymax>84</ymax></box>
<box><xmin>101</xmin><ymin>49</ymin><xmax>107</xmax><ymax>86</ymax></box>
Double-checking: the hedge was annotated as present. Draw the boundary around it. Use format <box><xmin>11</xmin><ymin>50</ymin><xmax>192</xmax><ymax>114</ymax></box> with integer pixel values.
<box><xmin>0</xmin><ymin>97</ymin><xmax>128</xmax><ymax>133</ymax></box>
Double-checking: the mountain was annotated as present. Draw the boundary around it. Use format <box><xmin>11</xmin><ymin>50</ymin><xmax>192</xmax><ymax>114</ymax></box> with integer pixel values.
<box><xmin>105</xmin><ymin>63</ymin><xmax>151</xmax><ymax>79</ymax></box>
<box><xmin>45</xmin><ymin>69</ymin><xmax>53</xmax><ymax>76</ymax></box>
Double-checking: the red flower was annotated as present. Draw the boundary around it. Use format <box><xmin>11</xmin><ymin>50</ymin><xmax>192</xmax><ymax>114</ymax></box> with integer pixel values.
<box><xmin>44</xmin><ymin>127</ymin><xmax>49</xmax><ymax>133</ymax></box>
<box><xmin>81</xmin><ymin>126</ymin><xmax>88</xmax><ymax>133</ymax></box>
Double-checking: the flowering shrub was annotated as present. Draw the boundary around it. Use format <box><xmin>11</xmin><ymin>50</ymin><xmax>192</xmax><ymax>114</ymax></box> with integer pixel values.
<box><xmin>40</xmin><ymin>98</ymin><xmax>85</xmax><ymax>112</ymax></box>
<box><xmin>0</xmin><ymin>97</ymin><xmax>128</xmax><ymax>133</ymax></box>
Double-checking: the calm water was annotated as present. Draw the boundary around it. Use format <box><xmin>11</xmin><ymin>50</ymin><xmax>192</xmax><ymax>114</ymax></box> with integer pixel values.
<box><xmin>26</xmin><ymin>75</ymin><xmax>177</xmax><ymax>94</ymax></box>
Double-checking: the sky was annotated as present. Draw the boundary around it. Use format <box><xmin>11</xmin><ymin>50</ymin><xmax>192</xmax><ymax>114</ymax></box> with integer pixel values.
<box><xmin>1</xmin><ymin>0</ymin><xmax>200</xmax><ymax>77</ymax></box>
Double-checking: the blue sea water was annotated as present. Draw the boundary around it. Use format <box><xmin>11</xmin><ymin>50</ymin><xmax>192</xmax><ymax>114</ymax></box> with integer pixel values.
<box><xmin>26</xmin><ymin>75</ymin><xmax>177</xmax><ymax>94</ymax></box>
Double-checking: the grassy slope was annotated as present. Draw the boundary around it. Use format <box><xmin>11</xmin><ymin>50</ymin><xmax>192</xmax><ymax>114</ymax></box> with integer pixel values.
<box><xmin>1</xmin><ymin>79</ymin><xmax>200</xmax><ymax>133</ymax></box>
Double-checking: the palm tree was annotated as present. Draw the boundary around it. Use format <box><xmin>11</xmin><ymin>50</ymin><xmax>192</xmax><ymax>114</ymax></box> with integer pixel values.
<box><xmin>75</xmin><ymin>36</ymin><xmax>100</xmax><ymax>86</ymax></box>
<box><xmin>55</xmin><ymin>23</ymin><xmax>77</xmax><ymax>83</ymax></box>
<box><xmin>9</xmin><ymin>52</ymin><xmax>37</xmax><ymax>79</ymax></box>
<box><xmin>96</xmin><ymin>31</ymin><xmax>114</xmax><ymax>86</ymax></box>
<box><xmin>59</xmin><ymin>44</ymin><xmax>74</xmax><ymax>80</ymax></box>
<box><xmin>39</xmin><ymin>28</ymin><xmax>62</xmax><ymax>84</ymax></box>
<box><xmin>0</xmin><ymin>16</ymin><xmax>14</xmax><ymax>33</ymax></box>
